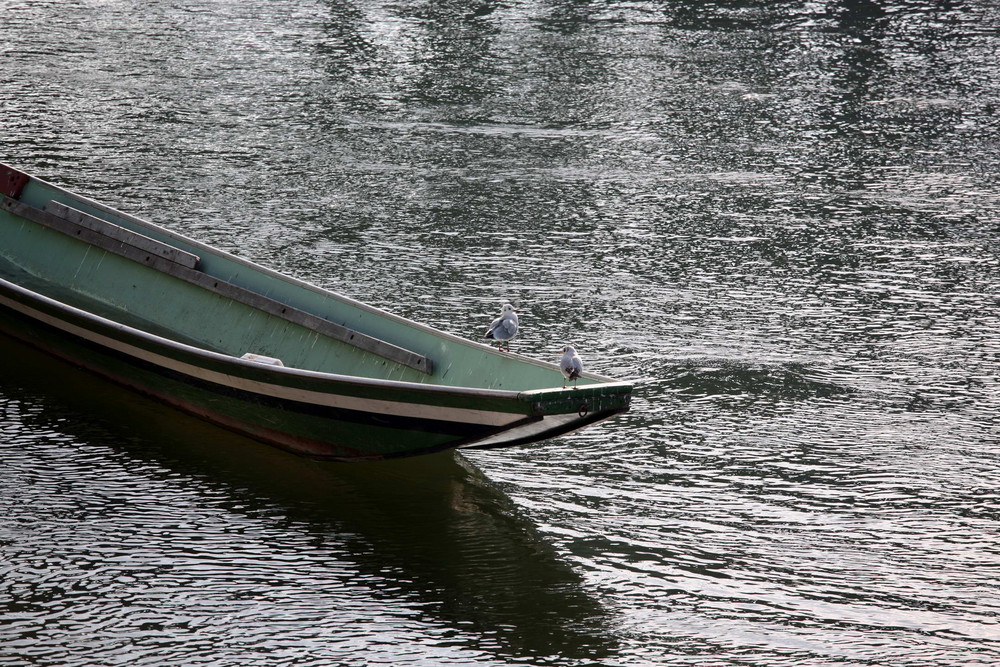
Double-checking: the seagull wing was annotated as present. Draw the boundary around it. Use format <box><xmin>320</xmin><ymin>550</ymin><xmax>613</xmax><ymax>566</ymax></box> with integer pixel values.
<box><xmin>560</xmin><ymin>352</ymin><xmax>575</xmax><ymax>379</ymax></box>
<box><xmin>485</xmin><ymin>315</ymin><xmax>502</xmax><ymax>338</ymax></box>
<box><xmin>561</xmin><ymin>350</ymin><xmax>583</xmax><ymax>379</ymax></box>
<box><xmin>499</xmin><ymin>314</ymin><xmax>518</xmax><ymax>338</ymax></box>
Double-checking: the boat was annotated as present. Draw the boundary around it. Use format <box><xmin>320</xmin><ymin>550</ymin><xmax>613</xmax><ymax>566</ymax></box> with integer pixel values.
<box><xmin>0</xmin><ymin>163</ymin><xmax>632</xmax><ymax>461</ymax></box>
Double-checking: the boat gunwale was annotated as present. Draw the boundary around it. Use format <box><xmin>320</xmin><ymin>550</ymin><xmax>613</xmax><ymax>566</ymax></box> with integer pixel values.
<box><xmin>14</xmin><ymin>165</ymin><xmax>620</xmax><ymax>386</ymax></box>
<box><xmin>0</xmin><ymin>274</ymin><xmax>634</xmax><ymax>407</ymax></box>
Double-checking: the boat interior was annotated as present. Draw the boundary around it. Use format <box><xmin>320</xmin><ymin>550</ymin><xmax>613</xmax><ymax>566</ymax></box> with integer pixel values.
<box><xmin>1</xmin><ymin>176</ymin><xmax>598</xmax><ymax>393</ymax></box>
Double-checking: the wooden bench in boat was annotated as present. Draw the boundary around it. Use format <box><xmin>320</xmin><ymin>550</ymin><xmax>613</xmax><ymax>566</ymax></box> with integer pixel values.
<box><xmin>0</xmin><ymin>195</ymin><xmax>432</xmax><ymax>374</ymax></box>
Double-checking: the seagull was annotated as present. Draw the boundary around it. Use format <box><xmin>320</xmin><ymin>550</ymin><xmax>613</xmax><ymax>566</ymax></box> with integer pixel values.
<box><xmin>559</xmin><ymin>345</ymin><xmax>583</xmax><ymax>388</ymax></box>
<box><xmin>484</xmin><ymin>303</ymin><xmax>518</xmax><ymax>351</ymax></box>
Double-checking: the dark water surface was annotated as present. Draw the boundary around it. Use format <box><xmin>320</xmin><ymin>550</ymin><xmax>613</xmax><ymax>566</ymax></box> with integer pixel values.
<box><xmin>3</xmin><ymin>1</ymin><xmax>1000</xmax><ymax>665</ymax></box>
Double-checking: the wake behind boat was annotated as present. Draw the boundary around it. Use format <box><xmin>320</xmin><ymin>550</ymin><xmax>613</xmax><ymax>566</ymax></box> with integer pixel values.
<box><xmin>0</xmin><ymin>164</ymin><xmax>632</xmax><ymax>461</ymax></box>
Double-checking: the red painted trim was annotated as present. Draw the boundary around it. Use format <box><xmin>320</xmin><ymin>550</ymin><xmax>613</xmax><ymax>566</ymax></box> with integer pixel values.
<box><xmin>0</xmin><ymin>165</ymin><xmax>29</xmax><ymax>199</ymax></box>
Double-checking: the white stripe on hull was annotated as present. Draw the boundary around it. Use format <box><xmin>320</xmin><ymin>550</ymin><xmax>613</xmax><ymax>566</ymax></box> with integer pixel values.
<box><xmin>0</xmin><ymin>292</ymin><xmax>526</xmax><ymax>427</ymax></box>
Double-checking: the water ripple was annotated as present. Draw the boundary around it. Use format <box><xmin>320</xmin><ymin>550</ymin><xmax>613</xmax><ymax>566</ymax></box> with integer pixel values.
<box><xmin>5</xmin><ymin>0</ymin><xmax>1000</xmax><ymax>665</ymax></box>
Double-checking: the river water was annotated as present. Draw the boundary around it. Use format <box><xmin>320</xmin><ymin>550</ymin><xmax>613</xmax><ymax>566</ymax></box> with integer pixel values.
<box><xmin>2</xmin><ymin>1</ymin><xmax>999</xmax><ymax>665</ymax></box>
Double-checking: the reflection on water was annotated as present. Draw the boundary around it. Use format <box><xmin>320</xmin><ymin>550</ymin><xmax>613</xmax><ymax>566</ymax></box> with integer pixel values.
<box><xmin>4</xmin><ymin>0</ymin><xmax>1000</xmax><ymax>665</ymax></box>
<box><xmin>0</xmin><ymin>334</ymin><xmax>614</xmax><ymax>665</ymax></box>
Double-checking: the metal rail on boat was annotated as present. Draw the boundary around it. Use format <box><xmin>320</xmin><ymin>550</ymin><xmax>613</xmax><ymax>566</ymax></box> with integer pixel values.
<box><xmin>0</xmin><ymin>194</ymin><xmax>433</xmax><ymax>374</ymax></box>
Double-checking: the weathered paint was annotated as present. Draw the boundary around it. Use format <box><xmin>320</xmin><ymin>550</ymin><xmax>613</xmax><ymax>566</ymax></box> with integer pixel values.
<box><xmin>0</xmin><ymin>164</ymin><xmax>633</xmax><ymax>459</ymax></box>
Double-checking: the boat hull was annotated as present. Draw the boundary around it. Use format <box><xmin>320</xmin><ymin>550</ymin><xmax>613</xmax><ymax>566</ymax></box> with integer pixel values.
<box><xmin>0</xmin><ymin>164</ymin><xmax>633</xmax><ymax>460</ymax></box>
<box><xmin>1</xmin><ymin>278</ymin><xmax>619</xmax><ymax>460</ymax></box>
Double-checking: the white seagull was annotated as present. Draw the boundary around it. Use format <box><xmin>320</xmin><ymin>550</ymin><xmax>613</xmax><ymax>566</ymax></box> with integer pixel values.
<box><xmin>484</xmin><ymin>303</ymin><xmax>519</xmax><ymax>351</ymax></box>
<box><xmin>559</xmin><ymin>345</ymin><xmax>583</xmax><ymax>388</ymax></box>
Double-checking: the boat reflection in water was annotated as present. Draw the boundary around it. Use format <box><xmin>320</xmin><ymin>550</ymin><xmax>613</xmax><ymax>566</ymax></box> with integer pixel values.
<box><xmin>0</xmin><ymin>332</ymin><xmax>618</xmax><ymax>664</ymax></box>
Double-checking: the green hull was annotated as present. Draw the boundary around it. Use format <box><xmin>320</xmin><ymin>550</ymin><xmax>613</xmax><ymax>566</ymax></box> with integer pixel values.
<box><xmin>0</xmin><ymin>164</ymin><xmax>632</xmax><ymax>460</ymax></box>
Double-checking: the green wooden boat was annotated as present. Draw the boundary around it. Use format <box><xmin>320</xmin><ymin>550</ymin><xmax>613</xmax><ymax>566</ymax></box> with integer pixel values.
<box><xmin>0</xmin><ymin>164</ymin><xmax>632</xmax><ymax>461</ymax></box>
